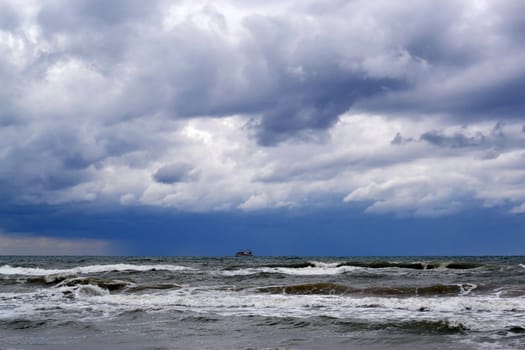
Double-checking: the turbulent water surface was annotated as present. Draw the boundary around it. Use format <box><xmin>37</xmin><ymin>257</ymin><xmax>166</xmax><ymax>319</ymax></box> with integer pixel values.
<box><xmin>0</xmin><ymin>256</ymin><xmax>524</xmax><ymax>349</ymax></box>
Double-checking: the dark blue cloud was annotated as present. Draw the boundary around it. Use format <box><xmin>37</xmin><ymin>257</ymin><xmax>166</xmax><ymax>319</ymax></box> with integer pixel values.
<box><xmin>254</xmin><ymin>71</ymin><xmax>406</xmax><ymax>145</ymax></box>
<box><xmin>419</xmin><ymin>122</ymin><xmax>519</xmax><ymax>150</ymax></box>
<box><xmin>390</xmin><ymin>132</ymin><xmax>414</xmax><ymax>145</ymax></box>
<box><xmin>1</xmin><ymin>0</ymin><xmax>525</xmax><ymax>224</ymax></box>
<box><xmin>420</xmin><ymin>130</ymin><xmax>486</xmax><ymax>148</ymax></box>
<box><xmin>153</xmin><ymin>163</ymin><xmax>199</xmax><ymax>184</ymax></box>
<box><xmin>7</xmin><ymin>0</ymin><xmax>520</xmax><ymax>146</ymax></box>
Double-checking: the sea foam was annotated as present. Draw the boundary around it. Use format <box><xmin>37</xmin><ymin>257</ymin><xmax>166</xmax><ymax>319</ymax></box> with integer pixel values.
<box><xmin>0</xmin><ymin>264</ymin><xmax>193</xmax><ymax>277</ymax></box>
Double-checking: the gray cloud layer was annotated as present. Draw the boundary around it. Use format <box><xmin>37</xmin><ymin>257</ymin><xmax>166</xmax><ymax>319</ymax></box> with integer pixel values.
<box><xmin>153</xmin><ymin>163</ymin><xmax>199</xmax><ymax>184</ymax></box>
<box><xmin>0</xmin><ymin>0</ymin><xmax>525</xmax><ymax>215</ymax></box>
<box><xmin>4</xmin><ymin>1</ymin><xmax>524</xmax><ymax>131</ymax></box>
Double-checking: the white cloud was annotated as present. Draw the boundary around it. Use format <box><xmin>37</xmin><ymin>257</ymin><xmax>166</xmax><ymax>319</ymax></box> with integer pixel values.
<box><xmin>24</xmin><ymin>113</ymin><xmax>520</xmax><ymax>216</ymax></box>
<box><xmin>510</xmin><ymin>203</ymin><xmax>525</xmax><ymax>214</ymax></box>
<box><xmin>239</xmin><ymin>193</ymin><xmax>271</xmax><ymax>210</ymax></box>
<box><xmin>1</xmin><ymin>0</ymin><xmax>525</xmax><ymax>217</ymax></box>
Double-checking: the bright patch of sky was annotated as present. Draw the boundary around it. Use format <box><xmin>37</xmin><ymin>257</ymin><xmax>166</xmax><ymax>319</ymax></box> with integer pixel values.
<box><xmin>0</xmin><ymin>231</ymin><xmax>114</xmax><ymax>255</ymax></box>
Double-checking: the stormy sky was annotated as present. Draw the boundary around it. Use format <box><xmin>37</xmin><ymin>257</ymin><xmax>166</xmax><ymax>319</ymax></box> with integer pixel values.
<box><xmin>0</xmin><ymin>0</ymin><xmax>524</xmax><ymax>255</ymax></box>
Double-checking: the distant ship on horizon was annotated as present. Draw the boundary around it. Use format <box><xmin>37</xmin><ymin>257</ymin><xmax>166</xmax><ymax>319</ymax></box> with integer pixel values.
<box><xmin>235</xmin><ymin>249</ymin><xmax>253</xmax><ymax>257</ymax></box>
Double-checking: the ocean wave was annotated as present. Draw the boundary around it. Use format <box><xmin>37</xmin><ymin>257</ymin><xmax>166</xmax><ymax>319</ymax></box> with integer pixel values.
<box><xmin>335</xmin><ymin>260</ymin><xmax>482</xmax><ymax>270</ymax></box>
<box><xmin>0</xmin><ymin>318</ymin><xmax>97</xmax><ymax>330</ymax></box>
<box><xmin>124</xmin><ymin>283</ymin><xmax>181</xmax><ymax>293</ymax></box>
<box><xmin>74</xmin><ymin>289</ymin><xmax>525</xmax><ymax>331</ymax></box>
<box><xmin>258</xmin><ymin>282</ymin><xmax>478</xmax><ymax>297</ymax></box>
<box><xmin>336</xmin><ymin>261</ymin><xmax>430</xmax><ymax>270</ymax></box>
<box><xmin>0</xmin><ymin>264</ymin><xmax>193</xmax><ymax>280</ymax></box>
<box><xmin>68</xmin><ymin>284</ymin><xmax>110</xmax><ymax>297</ymax></box>
<box><xmin>224</xmin><ymin>262</ymin><xmax>317</xmax><ymax>270</ymax></box>
<box><xmin>0</xmin><ymin>319</ymin><xmax>49</xmax><ymax>330</ymax></box>
<box><xmin>445</xmin><ymin>262</ymin><xmax>482</xmax><ymax>269</ymax></box>
<box><xmin>56</xmin><ymin>277</ymin><xmax>132</xmax><ymax>292</ymax></box>
<box><xmin>219</xmin><ymin>265</ymin><xmax>359</xmax><ymax>276</ymax></box>
<box><xmin>2</xmin><ymin>286</ymin><xmax>524</xmax><ymax>333</ymax></box>
<box><xmin>388</xmin><ymin>319</ymin><xmax>468</xmax><ymax>334</ymax></box>
<box><xmin>219</xmin><ymin>260</ymin><xmax>482</xmax><ymax>276</ymax></box>
<box><xmin>220</xmin><ymin>261</ymin><xmax>366</xmax><ymax>276</ymax></box>
<box><xmin>333</xmin><ymin>319</ymin><xmax>468</xmax><ymax>334</ymax></box>
<box><xmin>51</xmin><ymin>277</ymin><xmax>182</xmax><ymax>298</ymax></box>
<box><xmin>493</xmin><ymin>287</ymin><xmax>525</xmax><ymax>298</ymax></box>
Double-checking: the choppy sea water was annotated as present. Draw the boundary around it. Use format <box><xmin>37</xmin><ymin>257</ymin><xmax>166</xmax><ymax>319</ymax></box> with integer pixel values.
<box><xmin>0</xmin><ymin>256</ymin><xmax>524</xmax><ymax>350</ymax></box>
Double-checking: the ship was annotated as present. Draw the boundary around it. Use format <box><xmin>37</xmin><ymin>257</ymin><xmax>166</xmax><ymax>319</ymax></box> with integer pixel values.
<box><xmin>235</xmin><ymin>249</ymin><xmax>253</xmax><ymax>257</ymax></box>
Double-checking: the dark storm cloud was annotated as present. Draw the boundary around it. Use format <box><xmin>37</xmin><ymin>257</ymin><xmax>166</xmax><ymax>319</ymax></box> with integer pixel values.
<box><xmin>0</xmin><ymin>117</ymin><xmax>169</xmax><ymax>204</ymax></box>
<box><xmin>348</xmin><ymin>1</ymin><xmax>525</xmax><ymax>121</ymax></box>
<box><xmin>14</xmin><ymin>0</ymin><xmax>523</xmax><ymax>144</ymax></box>
<box><xmin>2</xmin><ymin>0</ymin><xmax>525</xmax><ymax>213</ymax></box>
<box><xmin>153</xmin><ymin>163</ymin><xmax>199</xmax><ymax>184</ymax></box>
<box><xmin>235</xmin><ymin>14</ymin><xmax>410</xmax><ymax>144</ymax></box>
<box><xmin>23</xmin><ymin>1</ymin><xmax>411</xmax><ymax>144</ymax></box>
<box><xmin>253</xmin><ymin>68</ymin><xmax>405</xmax><ymax>145</ymax></box>
<box><xmin>0</xmin><ymin>132</ymin><xmax>93</xmax><ymax>201</ymax></box>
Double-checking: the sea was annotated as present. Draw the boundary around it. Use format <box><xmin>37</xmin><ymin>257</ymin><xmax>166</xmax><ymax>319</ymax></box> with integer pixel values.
<box><xmin>0</xmin><ymin>256</ymin><xmax>524</xmax><ymax>350</ymax></box>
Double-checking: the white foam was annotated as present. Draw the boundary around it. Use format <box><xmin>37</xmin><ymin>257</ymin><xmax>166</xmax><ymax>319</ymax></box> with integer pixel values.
<box><xmin>459</xmin><ymin>283</ymin><xmax>477</xmax><ymax>295</ymax></box>
<box><xmin>2</xmin><ymin>286</ymin><xmax>525</xmax><ymax>332</ymax></box>
<box><xmin>0</xmin><ymin>263</ymin><xmax>193</xmax><ymax>277</ymax></box>
<box><xmin>308</xmin><ymin>261</ymin><xmax>342</xmax><ymax>268</ymax></box>
<box><xmin>219</xmin><ymin>263</ymin><xmax>360</xmax><ymax>276</ymax></box>
<box><xmin>91</xmin><ymin>289</ymin><xmax>525</xmax><ymax>331</ymax></box>
<box><xmin>73</xmin><ymin>284</ymin><xmax>110</xmax><ymax>297</ymax></box>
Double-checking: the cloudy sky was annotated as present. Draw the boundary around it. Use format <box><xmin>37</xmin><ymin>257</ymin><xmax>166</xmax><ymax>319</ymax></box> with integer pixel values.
<box><xmin>1</xmin><ymin>0</ymin><xmax>524</xmax><ymax>255</ymax></box>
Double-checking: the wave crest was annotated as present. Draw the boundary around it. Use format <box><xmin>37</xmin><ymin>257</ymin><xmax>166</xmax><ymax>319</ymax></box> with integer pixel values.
<box><xmin>0</xmin><ymin>264</ymin><xmax>193</xmax><ymax>278</ymax></box>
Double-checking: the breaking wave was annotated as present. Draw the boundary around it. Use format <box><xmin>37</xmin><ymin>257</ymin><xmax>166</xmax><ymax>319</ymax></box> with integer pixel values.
<box><xmin>220</xmin><ymin>260</ymin><xmax>483</xmax><ymax>276</ymax></box>
<box><xmin>0</xmin><ymin>264</ymin><xmax>193</xmax><ymax>282</ymax></box>
<box><xmin>335</xmin><ymin>260</ymin><xmax>482</xmax><ymax>270</ymax></box>
<box><xmin>56</xmin><ymin>277</ymin><xmax>133</xmax><ymax>292</ymax></box>
<box><xmin>220</xmin><ymin>264</ymin><xmax>357</xmax><ymax>276</ymax></box>
<box><xmin>1</xmin><ymin>283</ymin><xmax>524</xmax><ymax>334</ymax></box>
<box><xmin>24</xmin><ymin>276</ymin><xmax>182</xmax><ymax>295</ymax></box>
<box><xmin>1</xmin><ymin>256</ymin><xmax>523</xmax><ymax>349</ymax></box>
